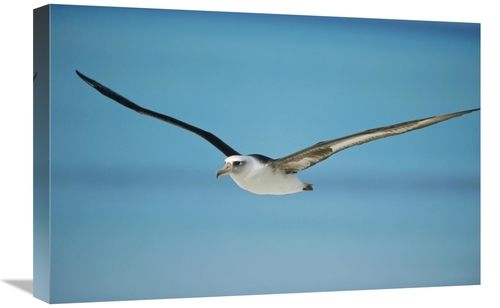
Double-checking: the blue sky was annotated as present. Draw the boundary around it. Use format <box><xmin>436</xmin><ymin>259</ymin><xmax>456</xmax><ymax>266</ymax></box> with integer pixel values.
<box><xmin>41</xmin><ymin>4</ymin><xmax>479</xmax><ymax>303</ymax></box>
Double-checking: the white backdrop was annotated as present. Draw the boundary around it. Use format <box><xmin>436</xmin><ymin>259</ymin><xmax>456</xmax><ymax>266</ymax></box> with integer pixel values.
<box><xmin>1</xmin><ymin>1</ymin><xmax>497</xmax><ymax>307</ymax></box>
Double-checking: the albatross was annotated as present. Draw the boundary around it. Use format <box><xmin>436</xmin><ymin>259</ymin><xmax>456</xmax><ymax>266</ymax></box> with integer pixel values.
<box><xmin>76</xmin><ymin>70</ymin><xmax>479</xmax><ymax>195</ymax></box>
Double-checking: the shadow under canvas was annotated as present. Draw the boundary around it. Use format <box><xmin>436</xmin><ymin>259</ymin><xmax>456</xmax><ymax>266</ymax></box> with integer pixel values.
<box><xmin>3</xmin><ymin>280</ymin><xmax>33</xmax><ymax>295</ymax></box>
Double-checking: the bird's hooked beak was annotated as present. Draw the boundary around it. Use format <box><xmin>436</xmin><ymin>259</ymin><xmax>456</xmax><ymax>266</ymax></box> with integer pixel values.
<box><xmin>215</xmin><ymin>162</ymin><xmax>233</xmax><ymax>178</ymax></box>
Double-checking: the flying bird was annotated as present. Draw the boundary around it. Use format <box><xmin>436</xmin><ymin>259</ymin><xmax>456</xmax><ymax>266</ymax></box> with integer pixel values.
<box><xmin>76</xmin><ymin>70</ymin><xmax>479</xmax><ymax>195</ymax></box>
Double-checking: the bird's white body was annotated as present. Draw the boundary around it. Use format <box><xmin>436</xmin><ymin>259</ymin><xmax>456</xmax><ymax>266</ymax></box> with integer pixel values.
<box><xmin>219</xmin><ymin>156</ymin><xmax>308</xmax><ymax>195</ymax></box>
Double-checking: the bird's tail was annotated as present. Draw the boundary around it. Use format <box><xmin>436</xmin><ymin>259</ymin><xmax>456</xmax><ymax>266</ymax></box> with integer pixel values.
<box><xmin>303</xmin><ymin>183</ymin><xmax>313</xmax><ymax>191</ymax></box>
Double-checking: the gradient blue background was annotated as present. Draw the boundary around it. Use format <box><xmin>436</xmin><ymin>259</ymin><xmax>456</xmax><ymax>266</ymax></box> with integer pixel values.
<box><xmin>44</xmin><ymin>4</ymin><xmax>479</xmax><ymax>303</ymax></box>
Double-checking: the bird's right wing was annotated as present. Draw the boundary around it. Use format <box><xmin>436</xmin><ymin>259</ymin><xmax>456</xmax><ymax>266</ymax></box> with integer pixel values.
<box><xmin>269</xmin><ymin>108</ymin><xmax>479</xmax><ymax>174</ymax></box>
<box><xmin>76</xmin><ymin>70</ymin><xmax>241</xmax><ymax>157</ymax></box>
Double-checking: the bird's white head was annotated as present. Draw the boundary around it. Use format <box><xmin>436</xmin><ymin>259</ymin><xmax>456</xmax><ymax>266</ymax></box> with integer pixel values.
<box><xmin>215</xmin><ymin>155</ymin><xmax>253</xmax><ymax>178</ymax></box>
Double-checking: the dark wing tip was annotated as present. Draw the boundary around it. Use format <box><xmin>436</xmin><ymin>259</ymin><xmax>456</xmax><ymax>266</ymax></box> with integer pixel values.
<box><xmin>75</xmin><ymin>69</ymin><xmax>85</xmax><ymax>79</ymax></box>
<box><xmin>458</xmin><ymin>107</ymin><xmax>480</xmax><ymax>115</ymax></box>
<box><xmin>75</xmin><ymin>70</ymin><xmax>98</xmax><ymax>88</ymax></box>
<box><xmin>75</xmin><ymin>70</ymin><xmax>119</xmax><ymax>102</ymax></box>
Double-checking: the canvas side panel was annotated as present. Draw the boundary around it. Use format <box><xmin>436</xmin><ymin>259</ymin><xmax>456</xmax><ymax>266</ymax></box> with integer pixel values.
<box><xmin>33</xmin><ymin>5</ymin><xmax>50</xmax><ymax>303</ymax></box>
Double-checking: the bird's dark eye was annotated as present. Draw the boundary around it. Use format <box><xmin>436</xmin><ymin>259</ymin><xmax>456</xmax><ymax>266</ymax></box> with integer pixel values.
<box><xmin>233</xmin><ymin>161</ymin><xmax>242</xmax><ymax>166</ymax></box>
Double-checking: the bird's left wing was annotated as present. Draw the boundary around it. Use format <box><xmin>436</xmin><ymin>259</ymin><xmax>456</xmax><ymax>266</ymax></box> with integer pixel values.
<box><xmin>76</xmin><ymin>70</ymin><xmax>241</xmax><ymax>157</ymax></box>
<box><xmin>269</xmin><ymin>108</ymin><xmax>479</xmax><ymax>174</ymax></box>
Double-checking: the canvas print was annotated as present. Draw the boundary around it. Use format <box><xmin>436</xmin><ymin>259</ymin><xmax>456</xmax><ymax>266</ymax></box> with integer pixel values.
<box><xmin>33</xmin><ymin>4</ymin><xmax>480</xmax><ymax>304</ymax></box>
